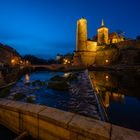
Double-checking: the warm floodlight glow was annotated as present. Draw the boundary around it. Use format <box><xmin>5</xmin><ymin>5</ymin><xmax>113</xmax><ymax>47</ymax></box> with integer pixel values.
<box><xmin>106</xmin><ymin>75</ymin><xmax>109</xmax><ymax>79</ymax></box>
<box><xmin>11</xmin><ymin>59</ymin><xmax>16</xmax><ymax>65</ymax></box>
<box><xmin>11</xmin><ymin>59</ymin><xmax>15</xmax><ymax>63</ymax></box>
<box><xmin>105</xmin><ymin>59</ymin><xmax>109</xmax><ymax>63</ymax></box>
<box><xmin>26</xmin><ymin>60</ymin><xmax>29</xmax><ymax>64</ymax></box>
<box><xmin>63</xmin><ymin>58</ymin><xmax>71</xmax><ymax>65</ymax></box>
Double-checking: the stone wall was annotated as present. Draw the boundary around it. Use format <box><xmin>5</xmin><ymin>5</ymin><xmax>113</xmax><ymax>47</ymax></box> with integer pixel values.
<box><xmin>0</xmin><ymin>99</ymin><xmax>140</xmax><ymax>140</ymax></box>
<box><xmin>95</xmin><ymin>48</ymin><xmax>119</xmax><ymax>65</ymax></box>
<box><xmin>116</xmin><ymin>40</ymin><xmax>140</xmax><ymax>49</ymax></box>
<box><xmin>118</xmin><ymin>49</ymin><xmax>140</xmax><ymax>65</ymax></box>
<box><xmin>74</xmin><ymin>39</ymin><xmax>140</xmax><ymax>66</ymax></box>
<box><xmin>86</xmin><ymin>40</ymin><xmax>98</xmax><ymax>52</ymax></box>
<box><xmin>74</xmin><ymin>51</ymin><xmax>96</xmax><ymax>66</ymax></box>
<box><xmin>74</xmin><ymin>48</ymin><xmax>120</xmax><ymax>66</ymax></box>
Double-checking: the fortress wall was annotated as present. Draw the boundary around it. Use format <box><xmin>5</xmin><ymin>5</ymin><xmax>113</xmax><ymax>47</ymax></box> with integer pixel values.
<box><xmin>74</xmin><ymin>48</ymin><xmax>119</xmax><ymax>66</ymax></box>
<box><xmin>74</xmin><ymin>51</ymin><xmax>96</xmax><ymax>66</ymax></box>
<box><xmin>74</xmin><ymin>42</ymin><xmax>140</xmax><ymax>66</ymax></box>
<box><xmin>95</xmin><ymin>48</ymin><xmax>119</xmax><ymax>65</ymax></box>
<box><xmin>0</xmin><ymin>99</ymin><xmax>140</xmax><ymax>140</ymax></box>
<box><xmin>119</xmin><ymin>49</ymin><xmax>140</xmax><ymax>65</ymax></box>
<box><xmin>116</xmin><ymin>40</ymin><xmax>140</xmax><ymax>49</ymax></box>
<box><xmin>86</xmin><ymin>40</ymin><xmax>98</xmax><ymax>51</ymax></box>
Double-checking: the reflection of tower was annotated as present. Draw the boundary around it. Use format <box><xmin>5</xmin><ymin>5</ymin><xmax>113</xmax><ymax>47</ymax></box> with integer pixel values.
<box><xmin>112</xmin><ymin>93</ymin><xmax>125</xmax><ymax>102</ymax></box>
<box><xmin>97</xmin><ymin>19</ymin><xmax>109</xmax><ymax>44</ymax></box>
<box><xmin>76</xmin><ymin>18</ymin><xmax>87</xmax><ymax>51</ymax></box>
<box><xmin>103</xmin><ymin>91</ymin><xmax>110</xmax><ymax>108</ymax></box>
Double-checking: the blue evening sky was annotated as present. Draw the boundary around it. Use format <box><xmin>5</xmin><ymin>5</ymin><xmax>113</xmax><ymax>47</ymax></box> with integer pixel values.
<box><xmin>0</xmin><ymin>0</ymin><xmax>140</xmax><ymax>58</ymax></box>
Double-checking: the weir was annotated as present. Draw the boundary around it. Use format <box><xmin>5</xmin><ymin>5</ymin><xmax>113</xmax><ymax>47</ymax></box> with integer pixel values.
<box><xmin>68</xmin><ymin>70</ymin><xmax>106</xmax><ymax>121</ymax></box>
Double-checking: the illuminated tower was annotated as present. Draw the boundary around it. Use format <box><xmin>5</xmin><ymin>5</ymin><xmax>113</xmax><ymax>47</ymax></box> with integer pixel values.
<box><xmin>97</xmin><ymin>19</ymin><xmax>109</xmax><ymax>44</ymax></box>
<box><xmin>76</xmin><ymin>17</ymin><xmax>87</xmax><ymax>51</ymax></box>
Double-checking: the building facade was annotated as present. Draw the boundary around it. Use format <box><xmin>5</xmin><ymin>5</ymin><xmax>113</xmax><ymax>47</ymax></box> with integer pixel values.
<box><xmin>74</xmin><ymin>18</ymin><xmax>124</xmax><ymax>66</ymax></box>
<box><xmin>97</xmin><ymin>20</ymin><xmax>109</xmax><ymax>45</ymax></box>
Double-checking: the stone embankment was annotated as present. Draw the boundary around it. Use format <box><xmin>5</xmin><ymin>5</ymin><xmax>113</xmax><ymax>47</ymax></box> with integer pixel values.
<box><xmin>0</xmin><ymin>99</ymin><xmax>140</xmax><ymax>140</ymax></box>
<box><xmin>88</xmin><ymin>64</ymin><xmax>140</xmax><ymax>72</ymax></box>
<box><xmin>69</xmin><ymin>70</ymin><xmax>105</xmax><ymax>120</ymax></box>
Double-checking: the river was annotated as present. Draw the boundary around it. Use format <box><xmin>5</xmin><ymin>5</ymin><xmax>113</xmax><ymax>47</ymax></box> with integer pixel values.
<box><xmin>1</xmin><ymin>70</ymin><xmax>140</xmax><ymax>131</ymax></box>
<box><xmin>89</xmin><ymin>71</ymin><xmax>140</xmax><ymax>131</ymax></box>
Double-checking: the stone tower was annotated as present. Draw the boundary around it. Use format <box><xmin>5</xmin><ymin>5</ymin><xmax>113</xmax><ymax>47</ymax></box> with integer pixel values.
<box><xmin>74</xmin><ymin>18</ymin><xmax>97</xmax><ymax>67</ymax></box>
<box><xmin>76</xmin><ymin>18</ymin><xmax>87</xmax><ymax>51</ymax></box>
<box><xmin>97</xmin><ymin>19</ymin><xmax>109</xmax><ymax>44</ymax></box>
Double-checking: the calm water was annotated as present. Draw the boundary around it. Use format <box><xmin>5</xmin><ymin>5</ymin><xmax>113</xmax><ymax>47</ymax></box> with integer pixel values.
<box><xmin>0</xmin><ymin>124</ymin><xmax>17</xmax><ymax>140</ymax></box>
<box><xmin>89</xmin><ymin>71</ymin><xmax>140</xmax><ymax>131</ymax></box>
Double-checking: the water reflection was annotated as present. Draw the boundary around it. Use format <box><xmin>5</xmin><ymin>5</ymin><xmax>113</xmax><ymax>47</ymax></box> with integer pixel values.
<box><xmin>89</xmin><ymin>71</ymin><xmax>140</xmax><ymax>131</ymax></box>
<box><xmin>102</xmin><ymin>92</ymin><xmax>125</xmax><ymax>108</ymax></box>
<box><xmin>90</xmin><ymin>71</ymin><xmax>123</xmax><ymax>103</ymax></box>
<box><xmin>89</xmin><ymin>71</ymin><xmax>140</xmax><ymax>107</ymax></box>
<box><xmin>24</xmin><ymin>74</ymin><xmax>30</xmax><ymax>83</ymax></box>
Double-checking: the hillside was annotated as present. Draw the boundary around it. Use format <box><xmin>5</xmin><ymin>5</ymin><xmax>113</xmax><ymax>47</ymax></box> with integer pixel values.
<box><xmin>23</xmin><ymin>55</ymin><xmax>57</xmax><ymax>65</ymax></box>
<box><xmin>0</xmin><ymin>43</ymin><xmax>21</xmax><ymax>65</ymax></box>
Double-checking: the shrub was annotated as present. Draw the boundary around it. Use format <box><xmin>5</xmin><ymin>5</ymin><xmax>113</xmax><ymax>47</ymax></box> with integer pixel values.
<box><xmin>66</xmin><ymin>74</ymin><xmax>78</xmax><ymax>81</ymax></box>
<box><xmin>50</xmin><ymin>75</ymin><xmax>66</xmax><ymax>81</ymax></box>
<box><xmin>0</xmin><ymin>87</ymin><xmax>10</xmax><ymax>98</ymax></box>
<box><xmin>48</xmin><ymin>81</ymin><xmax>69</xmax><ymax>91</ymax></box>
<box><xmin>121</xmin><ymin>46</ymin><xmax>137</xmax><ymax>51</ymax></box>
<box><xmin>26</xmin><ymin>96</ymin><xmax>35</xmax><ymax>103</ymax></box>
<box><xmin>13</xmin><ymin>93</ymin><xmax>25</xmax><ymax>100</ymax></box>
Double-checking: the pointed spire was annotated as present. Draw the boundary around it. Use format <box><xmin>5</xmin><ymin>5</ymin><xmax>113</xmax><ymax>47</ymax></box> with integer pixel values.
<box><xmin>102</xmin><ymin>19</ymin><xmax>105</xmax><ymax>26</ymax></box>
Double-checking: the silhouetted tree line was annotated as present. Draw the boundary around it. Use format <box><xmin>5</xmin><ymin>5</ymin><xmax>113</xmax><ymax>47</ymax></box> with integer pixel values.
<box><xmin>136</xmin><ymin>36</ymin><xmax>140</xmax><ymax>40</ymax></box>
<box><xmin>23</xmin><ymin>55</ymin><xmax>57</xmax><ymax>65</ymax></box>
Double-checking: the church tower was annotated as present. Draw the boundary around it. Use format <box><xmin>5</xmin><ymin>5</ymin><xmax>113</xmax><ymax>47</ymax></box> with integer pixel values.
<box><xmin>76</xmin><ymin>17</ymin><xmax>87</xmax><ymax>51</ymax></box>
<box><xmin>97</xmin><ymin>19</ymin><xmax>109</xmax><ymax>44</ymax></box>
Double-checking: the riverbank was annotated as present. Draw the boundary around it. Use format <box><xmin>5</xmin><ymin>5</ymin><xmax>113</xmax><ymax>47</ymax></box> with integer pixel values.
<box><xmin>88</xmin><ymin>64</ymin><xmax>140</xmax><ymax>71</ymax></box>
<box><xmin>32</xmin><ymin>63</ymin><xmax>140</xmax><ymax>73</ymax></box>
<box><xmin>0</xmin><ymin>66</ymin><xmax>33</xmax><ymax>88</ymax></box>
<box><xmin>32</xmin><ymin>64</ymin><xmax>86</xmax><ymax>72</ymax></box>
